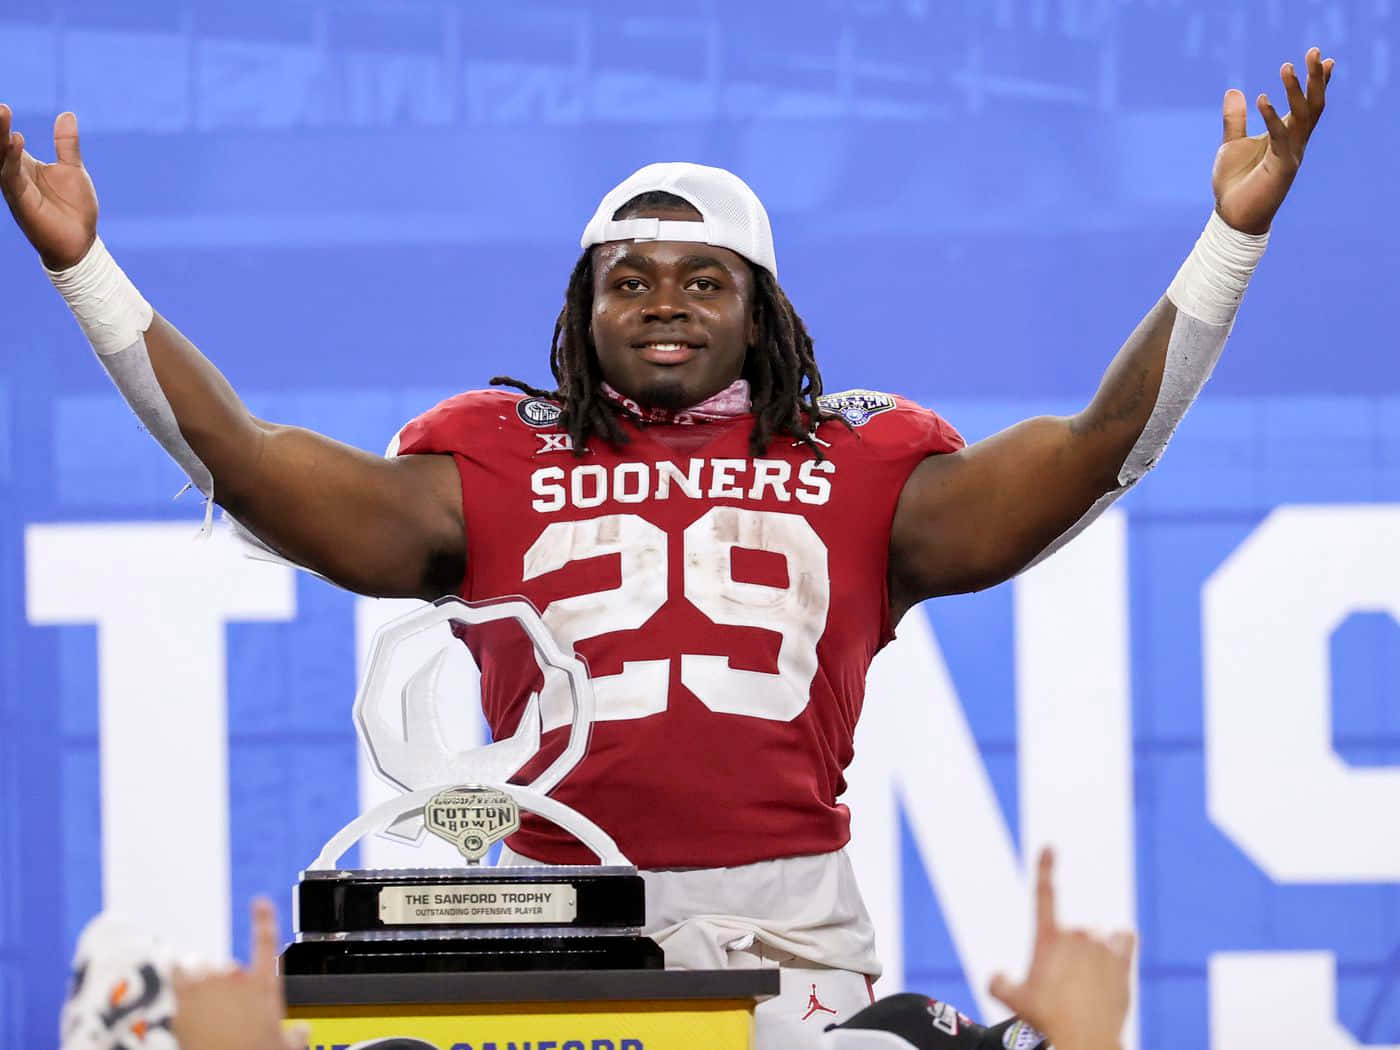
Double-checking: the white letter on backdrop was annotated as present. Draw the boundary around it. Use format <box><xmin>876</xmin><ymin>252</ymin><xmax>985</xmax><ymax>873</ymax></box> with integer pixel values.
<box><xmin>1210</xmin><ymin>952</ymin><xmax>1399</xmax><ymax>1050</ymax></box>
<box><xmin>1205</xmin><ymin>505</ymin><xmax>1400</xmax><ymax>881</ymax></box>
<box><xmin>26</xmin><ymin>524</ymin><xmax>294</xmax><ymax>958</ymax></box>
<box><xmin>1204</xmin><ymin>505</ymin><xmax>1400</xmax><ymax>1047</ymax></box>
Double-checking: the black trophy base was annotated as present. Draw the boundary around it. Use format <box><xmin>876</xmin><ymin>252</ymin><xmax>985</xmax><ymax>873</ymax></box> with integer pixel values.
<box><xmin>281</xmin><ymin>934</ymin><xmax>664</xmax><ymax>975</ymax></box>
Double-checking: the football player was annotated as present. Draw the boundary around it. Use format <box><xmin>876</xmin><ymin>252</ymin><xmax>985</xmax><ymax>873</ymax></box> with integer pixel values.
<box><xmin>3</xmin><ymin>46</ymin><xmax>1330</xmax><ymax>1045</ymax></box>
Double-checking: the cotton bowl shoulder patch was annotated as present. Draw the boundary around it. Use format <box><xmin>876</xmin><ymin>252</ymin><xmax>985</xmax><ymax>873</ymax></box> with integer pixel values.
<box><xmin>517</xmin><ymin>397</ymin><xmax>563</xmax><ymax>427</ymax></box>
<box><xmin>818</xmin><ymin>389</ymin><xmax>896</xmax><ymax>426</ymax></box>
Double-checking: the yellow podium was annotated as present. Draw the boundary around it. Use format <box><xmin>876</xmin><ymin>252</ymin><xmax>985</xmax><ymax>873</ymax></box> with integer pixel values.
<box><xmin>284</xmin><ymin>969</ymin><xmax>779</xmax><ymax>1050</ymax></box>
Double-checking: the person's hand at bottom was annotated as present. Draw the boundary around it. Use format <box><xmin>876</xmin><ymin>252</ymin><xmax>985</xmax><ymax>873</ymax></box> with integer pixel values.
<box><xmin>987</xmin><ymin>848</ymin><xmax>1135</xmax><ymax>1050</ymax></box>
<box><xmin>171</xmin><ymin>898</ymin><xmax>306</xmax><ymax>1050</ymax></box>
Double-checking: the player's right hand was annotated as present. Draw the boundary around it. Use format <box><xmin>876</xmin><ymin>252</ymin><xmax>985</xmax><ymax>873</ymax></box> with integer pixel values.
<box><xmin>0</xmin><ymin>105</ymin><xmax>98</xmax><ymax>270</ymax></box>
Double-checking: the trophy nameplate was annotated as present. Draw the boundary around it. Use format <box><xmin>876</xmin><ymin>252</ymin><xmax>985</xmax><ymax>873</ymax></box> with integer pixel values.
<box><xmin>378</xmin><ymin>883</ymin><xmax>577</xmax><ymax>925</ymax></box>
<box><xmin>284</xmin><ymin>598</ymin><xmax>663</xmax><ymax>976</ymax></box>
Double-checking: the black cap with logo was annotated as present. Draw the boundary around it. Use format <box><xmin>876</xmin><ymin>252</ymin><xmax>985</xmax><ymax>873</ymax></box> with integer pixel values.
<box><xmin>825</xmin><ymin>993</ymin><xmax>1051</xmax><ymax>1050</ymax></box>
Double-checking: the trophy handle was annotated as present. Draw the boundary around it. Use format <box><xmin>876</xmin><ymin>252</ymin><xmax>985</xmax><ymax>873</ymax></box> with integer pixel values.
<box><xmin>308</xmin><ymin>779</ymin><xmax>630</xmax><ymax>870</ymax></box>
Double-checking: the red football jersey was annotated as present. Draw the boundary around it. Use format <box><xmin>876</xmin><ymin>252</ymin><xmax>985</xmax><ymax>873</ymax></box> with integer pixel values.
<box><xmin>394</xmin><ymin>388</ymin><xmax>963</xmax><ymax>868</ymax></box>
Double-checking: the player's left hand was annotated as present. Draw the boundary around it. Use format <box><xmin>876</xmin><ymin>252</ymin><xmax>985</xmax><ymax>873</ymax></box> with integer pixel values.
<box><xmin>1213</xmin><ymin>47</ymin><xmax>1335</xmax><ymax>235</ymax></box>
<box><xmin>171</xmin><ymin>899</ymin><xmax>306</xmax><ymax>1050</ymax></box>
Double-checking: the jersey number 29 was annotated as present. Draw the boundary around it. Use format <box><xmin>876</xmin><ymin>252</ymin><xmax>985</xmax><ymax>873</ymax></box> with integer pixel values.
<box><xmin>522</xmin><ymin>507</ymin><xmax>830</xmax><ymax>727</ymax></box>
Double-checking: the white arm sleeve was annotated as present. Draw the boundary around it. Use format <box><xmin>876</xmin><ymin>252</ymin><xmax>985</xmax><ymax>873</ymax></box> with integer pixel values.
<box><xmin>95</xmin><ymin>334</ymin><xmax>214</xmax><ymax>500</ymax></box>
<box><xmin>47</xmin><ymin>238</ymin><xmax>218</xmax><ymax>533</ymax></box>
<box><xmin>1023</xmin><ymin>213</ymin><xmax>1268</xmax><ymax>570</ymax></box>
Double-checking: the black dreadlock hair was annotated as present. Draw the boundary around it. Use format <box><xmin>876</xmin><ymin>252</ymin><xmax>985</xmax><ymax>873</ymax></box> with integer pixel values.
<box><xmin>492</xmin><ymin>191</ymin><xmax>836</xmax><ymax>458</ymax></box>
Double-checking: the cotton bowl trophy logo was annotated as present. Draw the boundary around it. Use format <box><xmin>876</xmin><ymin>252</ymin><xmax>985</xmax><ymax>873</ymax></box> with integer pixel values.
<box><xmin>423</xmin><ymin>786</ymin><xmax>519</xmax><ymax>862</ymax></box>
<box><xmin>282</xmin><ymin>596</ymin><xmax>658</xmax><ymax>975</ymax></box>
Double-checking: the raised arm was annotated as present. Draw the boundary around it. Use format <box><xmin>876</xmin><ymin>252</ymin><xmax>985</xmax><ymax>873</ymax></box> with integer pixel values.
<box><xmin>889</xmin><ymin>48</ymin><xmax>1333</xmax><ymax>615</ymax></box>
<box><xmin>0</xmin><ymin>106</ymin><xmax>464</xmax><ymax>599</ymax></box>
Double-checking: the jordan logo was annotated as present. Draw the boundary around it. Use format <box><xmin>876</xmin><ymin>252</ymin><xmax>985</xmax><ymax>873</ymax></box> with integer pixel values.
<box><xmin>801</xmin><ymin>984</ymin><xmax>838</xmax><ymax>1021</ymax></box>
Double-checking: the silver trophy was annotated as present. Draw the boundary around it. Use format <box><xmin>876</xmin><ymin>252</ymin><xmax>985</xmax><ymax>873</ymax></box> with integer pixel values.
<box><xmin>283</xmin><ymin>596</ymin><xmax>660</xmax><ymax>975</ymax></box>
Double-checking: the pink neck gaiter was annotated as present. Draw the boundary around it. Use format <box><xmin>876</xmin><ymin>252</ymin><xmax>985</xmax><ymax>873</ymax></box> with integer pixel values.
<box><xmin>601</xmin><ymin>378</ymin><xmax>753</xmax><ymax>425</ymax></box>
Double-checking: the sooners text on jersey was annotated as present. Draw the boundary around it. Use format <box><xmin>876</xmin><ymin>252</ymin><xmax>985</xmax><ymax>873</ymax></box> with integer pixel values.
<box><xmin>394</xmin><ymin>389</ymin><xmax>963</xmax><ymax>867</ymax></box>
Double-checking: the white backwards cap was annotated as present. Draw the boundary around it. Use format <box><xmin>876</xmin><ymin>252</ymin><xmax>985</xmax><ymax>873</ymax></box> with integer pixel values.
<box><xmin>580</xmin><ymin>162</ymin><xmax>778</xmax><ymax>279</ymax></box>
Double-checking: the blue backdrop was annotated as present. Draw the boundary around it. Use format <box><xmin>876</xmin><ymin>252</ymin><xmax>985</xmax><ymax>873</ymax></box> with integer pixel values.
<box><xmin>3</xmin><ymin>3</ymin><xmax>1398</xmax><ymax>1049</ymax></box>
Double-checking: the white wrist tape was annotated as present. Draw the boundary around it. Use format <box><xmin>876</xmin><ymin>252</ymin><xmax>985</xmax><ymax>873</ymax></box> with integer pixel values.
<box><xmin>1166</xmin><ymin>209</ymin><xmax>1268</xmax><ymax>326</ymax></box>
<box><xmin>45</xmin><ymin>236</ymin><xmax>154</xmax><ymax>356</ymax></box>
<box><xmin>47</xmin><ymin>238</ymin><xmax>216</xmax><ymax>533</ymax></box>
<box><xmin>1027</xmin><ymin>212</ymin><xmax>1267</xmax><ymax>570</ymax></box>
<box><xmin>1126</xmin><ymin>211</ymin><xmax>1266</xmax><ymax>485</ymax></box>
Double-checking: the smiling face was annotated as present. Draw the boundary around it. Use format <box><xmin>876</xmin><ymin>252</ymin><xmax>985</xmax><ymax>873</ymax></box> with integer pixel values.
<box><xmin>589</xmin><ymin>202</ymin><xmax>757</xmax><ymax>411</ymax></box>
